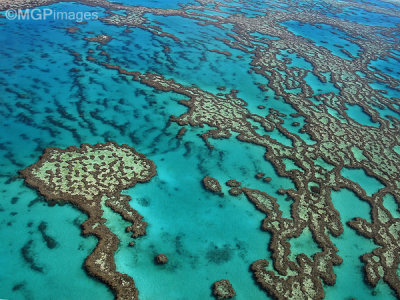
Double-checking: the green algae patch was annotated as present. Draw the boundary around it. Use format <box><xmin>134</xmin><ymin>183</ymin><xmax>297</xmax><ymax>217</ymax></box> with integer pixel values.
<box><xmin>282</xmin><ymin>158</ymin><xmax>303</xmax><ymax>172</ymax></box>
<box><xmin>351</xmin><ymin>146</ymin><xmax>367</xmax><ymax>162</ymax></box>
<box><xmin>313</xmin><ymin>157</ymin><xmax>334</xmax><ymax>171</ymax></box>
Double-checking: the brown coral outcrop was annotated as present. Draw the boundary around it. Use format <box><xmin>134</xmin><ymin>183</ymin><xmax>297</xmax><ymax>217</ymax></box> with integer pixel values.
<box><xmin>212</xmin><ymin>279</ymin><xmax>236</xmax><ymax>299</ymax></box>
<box><xmin>155</xmin><ymin>254</ymin><xmax>168</xmax><ymax>265</ymax></box>
<box><xmin>202</xmin><ymin>176</ymin><xmax>223</xmax><ymax>195</ymax></box>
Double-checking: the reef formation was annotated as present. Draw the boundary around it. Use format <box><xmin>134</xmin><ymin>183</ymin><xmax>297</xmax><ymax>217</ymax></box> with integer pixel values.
<box><xmin>20</xmin><ymin>142</ymin><xmax>156</xmax><ymax>300</ymax></box>
<box><xmin>155</xmin><ymin>254</ymin><xmax>168</xmax><ymax>265</ymax></box>
<box><xmin>4</xmin><ymin>0</ymin><xmax>400</xmax><ymax>298</ymax></box>
<box><xmin>202</xmin><ymin>176</ymin><xmax>223</xmax><ymax>195</ymax></box>
<box><xmin>212</xmin><ymin>279</ymin><xmax>236</xmax><ymax>300</ymax></box>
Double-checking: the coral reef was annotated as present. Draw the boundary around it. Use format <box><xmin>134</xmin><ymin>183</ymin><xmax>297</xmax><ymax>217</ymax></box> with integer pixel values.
<box><xmin>5</xmin><ymin>0</ymin><xmax>400</xmax><ymax>298</ymax></box>
<box><xmin>20</xmin><ymin>142</ymin><xmax>156</xmax><ymax>300</ymax></box>
<box><xmin>226</xmin><ymin>179</ymin><xmax>241</xmax><ymax>187</ymax></box>
<box><xmin>85</xmin><ymin>34</ymin><xmax>112</xmax><ymax>45</ymax></box>
<box><xmin>202</xmin><ymin>176</ymin><xmax>223</xmax><ymax>195</ymax></box>
<box><xmin>155</xmin><ymin>254</ymin><xmax>168</xmax><ymax>265</ymax></box>
<box><xmin>228</xmin><ymin>187</ymin><xmax>242</xmax><ymax>196</ymax></box>
<box><xmin>255</xmin><ymin>173</ymin><xmax>265</xmax><ymax>179</ymax></box>
<box><xmin>212</xmin><ymin>279</ymin><xmax>236</xmax><ymax>299</ymax></box>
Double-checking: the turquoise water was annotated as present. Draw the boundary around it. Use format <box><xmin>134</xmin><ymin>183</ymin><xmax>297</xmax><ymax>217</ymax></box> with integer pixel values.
<box><xmin>282</xmin><ymin>158</ymin><xmax>303</xmax><ymax>172</ymax></box>
<box><xmin>314</xmin><ymin>157</ymin><xmax>335</xmax><ymax>171</ymax></box>
<box><xmin>281</xmin><ymin>21</ymin><xmax>362</xmax><ymax>59</ymax></box>
<box><xmin>345</xmin><ymin>104</ymin><xmax>380</xmax><ymax>127</ymax></box>
<box><xmin>394</xmin><ymin>145</ymin><xmax>400</xmax><ymax>155</ymax></box>
<box><xmin>341</xmin><ymin>168</ymin><xmax>385</xmax><ymax>196</ymax></box>
<box><xmin>305</xmin><ymin>72</ymin><xmax>340</xmax><ymax>96</ymax></box>
<box><xmin>277</xmin><ymin>49</ymin><xmax>313</xmax><ymax>70</ymax></box>
<box><xmin>327</xmin><ymin>226</ymin><xmax>396</xmax><ymax>300</ymax></box>
<box><xmin>288</xmin><ymin>227</ymin><xmax>321</xmax><ymax>260</ymax></box>
<box><xmin>0</xmin><ymin>0</ymin><xmax>399</xmax><ymax>299</ymax></box>
<box><xmin>382</xmin><ymin>193</ymin><xmax>400</xmax><ymax>219</ymax></box>
<box><xmin>335</xmin><ymin>5</ymin><xmax>400</xmax><ymax>27</ymax></box>
<box><xmin>114</xmin><ymin>139</ymin><xmax>271</xmax><ymax>299</ymax></box>
<box><xmin>369</xmin><ymin>56</ymin><xmax>400</xmax><ymax>82</ymax></box>
<box><xmin>0</xmin><ymin>179</ymin><xmax>113</xmax><ymax>299</ymax></box>
<box><xmin>331</xmin><ymin>188</ymin><xmax>371</xmax><ymax>222</ymax></box>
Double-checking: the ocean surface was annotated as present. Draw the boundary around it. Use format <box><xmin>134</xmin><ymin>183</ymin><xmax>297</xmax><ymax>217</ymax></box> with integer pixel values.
<box><xmin>0</xmin><ymin>0</ymin><xmax>399</xmax><ymax>299</ymax></box>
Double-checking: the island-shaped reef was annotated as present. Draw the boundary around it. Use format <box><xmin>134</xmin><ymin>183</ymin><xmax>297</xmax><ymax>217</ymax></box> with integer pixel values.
<box><xmin>19</xmin><ymin>141</ymin><xmax>156</xmax><ymax>300</ymax></box>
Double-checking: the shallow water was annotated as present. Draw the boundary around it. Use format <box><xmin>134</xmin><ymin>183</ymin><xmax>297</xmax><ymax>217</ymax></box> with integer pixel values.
<box><xmin>345</xmin><ymin>104</ymin><xmax>379</xmax><ymax>127</ymax></box>
<box><xmin>340</xmin><ymin>168</ymin><xmax>385</xmax><ymax>196</ymax></box>
<box><xmin>281</xmin><ymin>21</ymin><xmax>362</xmax><ymax>59</ymax></box>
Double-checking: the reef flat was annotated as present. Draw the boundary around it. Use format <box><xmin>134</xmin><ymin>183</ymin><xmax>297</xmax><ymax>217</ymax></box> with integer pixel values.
<box><xmin>1</xmin><ymin>0</ymin><xmax>400</xmax><ymax>299</ymax></box>
<box><xmin>20</xmin><ymin>142</ymin><xmax>156</xmax><ymax>299</ymax></box>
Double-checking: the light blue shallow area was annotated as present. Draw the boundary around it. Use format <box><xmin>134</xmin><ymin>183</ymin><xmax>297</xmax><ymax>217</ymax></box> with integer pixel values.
<box><xmin>281</xmin><ymin>20</ymin><xmax>362</xmax><ymax>59</ymax></box>
<box><xmin>372</xmin><ymin>103</ymin><xmax>400</xmax><ymax>128</ymax></box>
<box><xmin>340</xmin><ymin>168</ymin><xmax>385</xmax><ymax>197</ymax></box>
<box><xmin>345</xmin><ymin>104</ymin><xmax>379</xmax><ymax>127</ymax></box>
<box><xmin>335</xmin><ymin>5</ymin><xmax>400</xmax><ymax>28</ymax></box>
<box><xmin>372</xmin><ymin>83</ymin><xmax>400</xmax><ymax>98</ymax></box>
<box><xmin>277</xmin><ymin>49</ymin><xmax>313</xmax><ymax>70</ymax></box>
<box><xmin>113</xmin><ymin>139</ymin><xmax>273</xmax><ymax>300</ymax></box>
<box><xmin>327</xmin><ymin>226</ymin><xmax>397</xmax><ymax>300</ymax></box>
<box><xmin>382</xmin><ymin>193</ymin><xmax>400</xmax><ymax>219</ymax></box>
<box><xmin>288</xmin><ymin>227</ymin><xmax>321</xmax><ymax>260</ymax></box>
<box><xmin>331</xmin><ymin>188</ymin><xmax>371</xmax><ymax>222</ymax></box>
<box><xmin>369</xmin><ymin>56</ymin><xmax>400</xmax><ymax>82</ymax></box>
<box><xmin>305</xmin><ymin>72</ymin><xmax>340</xmax><ymax>96</ymax></box>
